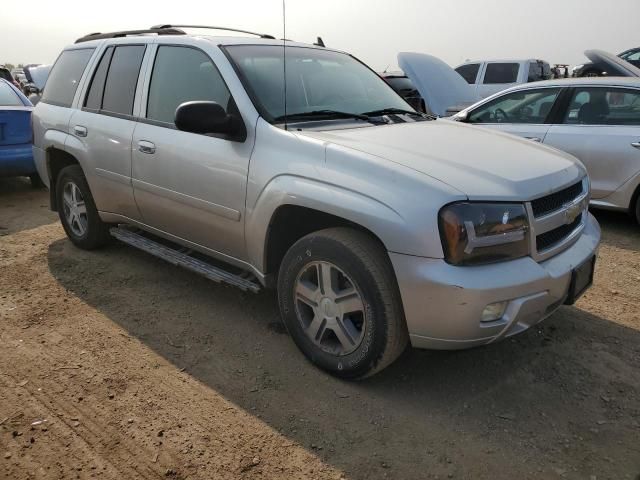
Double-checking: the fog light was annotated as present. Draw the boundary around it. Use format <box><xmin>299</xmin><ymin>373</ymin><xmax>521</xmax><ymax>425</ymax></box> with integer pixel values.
<box><xmin>481</xmin><ymin>301</ymin><xmax>508</xmax><ymax>322</ymax></box>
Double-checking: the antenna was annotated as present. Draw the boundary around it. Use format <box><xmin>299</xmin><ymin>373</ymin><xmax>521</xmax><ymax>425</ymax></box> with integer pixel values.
<box><xmin>282</xmin><ymin>0</ymin><xmax>288</xmax><ymax>130</ymax></box>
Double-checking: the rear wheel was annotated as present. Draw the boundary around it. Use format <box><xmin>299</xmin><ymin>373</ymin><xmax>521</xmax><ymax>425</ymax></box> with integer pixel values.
<box><xmin>56</xmin><ymin>165</ymin><xmax>112</xmax><ymax>250</ymax></box>
<box><xmin>278</xmin><ymin>228</ymin><xmax>408</xmax><ymax>379</ymax></box>
<box><xmin>634</xmin><ymin>194</ymin><xmax>640</xmax><ymax>225</ymax></box>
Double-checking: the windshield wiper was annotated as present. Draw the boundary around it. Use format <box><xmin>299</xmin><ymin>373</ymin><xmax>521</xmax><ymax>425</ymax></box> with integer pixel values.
<box><xmin>361</xmin><ymin>108</ymin><xmax>435</xmax><ymax>120</ymax></box>
<box><xmin>273</xmin><ymin>110</ymin><xmax>386</xmax><ymax>124</ymax></box>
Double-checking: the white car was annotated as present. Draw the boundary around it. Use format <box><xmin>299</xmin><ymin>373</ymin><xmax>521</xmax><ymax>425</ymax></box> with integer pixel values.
<box><xmin>454</xmin><ymin>59</ymin><xmax>552</xmax><ymax>99</ymax></box>
<box><xmin>401</xmin><ymin>52</ymin><xmax>640</xmax><ymax>222</ymax></box>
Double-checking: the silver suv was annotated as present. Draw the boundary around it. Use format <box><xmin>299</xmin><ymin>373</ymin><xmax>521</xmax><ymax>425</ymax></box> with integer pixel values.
<box><xmin>33</xmin><ymin>26</ymin><xmax>600</xmax><ymax>378</ymax></box>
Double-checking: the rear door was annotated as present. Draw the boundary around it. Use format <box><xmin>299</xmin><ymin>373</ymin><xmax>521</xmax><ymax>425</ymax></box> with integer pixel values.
<box><xmin>477</xmin><ymin>62</ymin><xmax>521</xmax><ymax>98</ymax></box>
<box><xmin>131</xmin><ymin>44</ymin><xmax>253</xmax><ymax>260</ymax></box>
<box><xmin>67</xmin><ymin>44</ymin><xmax>148</xmax><ymax>220</ymax></box>
<box><xmin>465</xmin><ymin>86</ymin><xmax>563</xmax><ymax>142</ymax></box>
<box><xmin>544</xmin><ymin>86</ymin><xmax>640</xmax><ymax>199</ymax></box>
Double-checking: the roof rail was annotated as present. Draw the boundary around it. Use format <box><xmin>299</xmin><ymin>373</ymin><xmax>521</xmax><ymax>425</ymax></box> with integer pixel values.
<box><xmin>75</xmin><ymin>28</ymin><xmax>186</xmax><ymax>44</ymax></box>
<box><xmin>151</xmin><ymin>24</ymin><xmax>276</xmax><ymax>39</ymax></box>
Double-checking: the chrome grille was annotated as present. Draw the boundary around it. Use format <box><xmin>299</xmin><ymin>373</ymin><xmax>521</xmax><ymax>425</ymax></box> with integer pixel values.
<box><xmin>526</xmin><ymin>178</ymin><xmax>589</xmax><ymax>262</ymax></box>
<box><xmin>531</xmin><ymin>181</ymin><xmax>583</xmax><ymax>218</ymax></box>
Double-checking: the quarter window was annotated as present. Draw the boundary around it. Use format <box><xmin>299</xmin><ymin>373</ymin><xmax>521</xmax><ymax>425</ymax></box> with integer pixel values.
<box><xmin>84</xmin><ymin>47</ymin><xmax>114</xmax><ymax>110</ymax></box>
<box><xmin>483</xmin><ymin>63</ymin><xmax>519</xmax><ymax>84</ymax></box>
<box><xmin>41</xmin><ymin>48</ymin><xmax>94</xmax><ymax>107</ymax></box>
<box><xmin>146</xmin><ymin>46</ymin><xmax>231</xmax><ymax>125</ymax></box>
<box><xmin>468</xmin><ymin>88</ymin><xmax>561</xmax><ymax>124</ymax></box>
<box><xmin>455</xmin><ymin>63</ymin><xmax>480</xmax><ymax>84</ymax></box>
<box><xmin>564</xmin><ymin>87</ymin><xmax>640</xmax><ymax>125</ymax></box>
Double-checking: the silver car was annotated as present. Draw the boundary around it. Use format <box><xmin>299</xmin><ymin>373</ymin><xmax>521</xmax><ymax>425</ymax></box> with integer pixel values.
<box><xmin>32</xmin><ymin>26</ymin><xmax>600</xmax><ymax>378</ymax></box>
<box><xmin>451</xmin><ymin>77</ymin><xmax>640</xmax><ymax>223</ymax></box>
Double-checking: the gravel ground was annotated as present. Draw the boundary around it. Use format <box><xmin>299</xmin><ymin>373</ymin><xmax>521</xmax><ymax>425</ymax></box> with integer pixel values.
<box><xmin>1</xmin><ymin>177</ymin><xmax>639</xmax><ymax>479</ymax></box>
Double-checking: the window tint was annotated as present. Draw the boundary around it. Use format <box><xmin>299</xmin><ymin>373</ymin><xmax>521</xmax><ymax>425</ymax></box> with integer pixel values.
<box><xmin>146</xmin><ymin>46</ymin><xmax>231</xmax><ymax>124</ymax></box>
<box><xmin>564</xmin><ymin>87</ymin><xmax>640</xmax><ymax>125</ymax></box>
<box><xmin>101</xmin><ymin>45</ymin><xmax>145</xmax><ymax>115</ymax></box>
<box><xmin>483</xmin><ymin>63</ymin><xmax>519</xmax><ymax>84</ymax></box>
<box><xmin>84</xmin><ymin>47</ymin><xmax>114</xmax><ymax>110</ymax></box>
<box><xmin>455</xmin><ymin>64</ymin><xmax>480</xmax><ymax>84</ymax></box>
<box><xmin>528</xmin><ymin>62</ymin><xmax>552</xmax><ymax>82</ymax></box>
<box><xmin>0</xmin><ymin>69</ymin><xmax>13</xmax><ymax>83</ymax></box>
<box><xmin>469</xmin><ymin>88</ymin><xmax>561</xmax><ymax>124</ymax></box>
<box><xmin>0</xmin><ymin>82</ymin><xmax>22</xmax><ymax>106</ymax></box>
<box><xmin>41</xmin><ymin>48</ymin><xmax>94</xmax><ymax>107</ymax></box>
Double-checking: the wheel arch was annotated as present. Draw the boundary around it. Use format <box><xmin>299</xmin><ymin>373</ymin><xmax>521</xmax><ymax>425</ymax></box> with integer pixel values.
<box><xmin>46</xmin><ymin>147</ymin><xmax>80</xmax><ymax>212</ymax></box>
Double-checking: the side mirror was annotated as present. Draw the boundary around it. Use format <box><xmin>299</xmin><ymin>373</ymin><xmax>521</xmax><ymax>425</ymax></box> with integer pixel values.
<box><xmin>455</xmin><ymin>111</ymin><xmax>469</xmax><ymax>122</ymax></box>
<box><xmin>174</xmin><ymin>101</ymin><xmax>244</xmax><ymax>139</ymax></box>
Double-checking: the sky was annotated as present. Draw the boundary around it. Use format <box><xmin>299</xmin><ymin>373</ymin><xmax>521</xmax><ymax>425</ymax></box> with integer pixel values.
<box><xmin>1</xmin><ymin>0</ymin><xmax>638</xmax><ymax>70</ymax></box>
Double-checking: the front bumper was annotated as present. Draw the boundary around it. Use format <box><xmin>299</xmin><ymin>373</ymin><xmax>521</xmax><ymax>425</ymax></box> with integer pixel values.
<box><xmin>391</xmin><ymin>212</ymin><xmax>601</xmax><ymax>350</ymax></box>
<box><xmin>0</xmin><ymin>144</ymin><xmax>35</xmax><ymax>177</ymax></box>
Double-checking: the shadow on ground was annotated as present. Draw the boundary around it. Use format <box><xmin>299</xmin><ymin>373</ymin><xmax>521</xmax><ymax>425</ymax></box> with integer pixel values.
<box><xmin>591</xmin><ymin>208</ymin><xmax>640</xmax><ymax>253</ymax></box>
<box><xmin>46</xmin><ymin>232</ymin><xmax>640</xmax><ymax>479</ymax></box>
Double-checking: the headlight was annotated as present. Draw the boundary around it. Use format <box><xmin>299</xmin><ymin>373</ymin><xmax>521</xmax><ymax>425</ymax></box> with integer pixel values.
<box><xmin>439</xmin><ymin>202</ymin><xmax>529</xmax><ymax>266</ymax></box>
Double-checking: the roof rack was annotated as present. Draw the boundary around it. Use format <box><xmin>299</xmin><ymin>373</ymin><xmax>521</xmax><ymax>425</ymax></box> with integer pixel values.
<box><xmin>151</xmin><ymin>24</ymin><xmax>276</xmax><ymax>40</ymax></box>
<box><xmin>75</xmin><ymin>28</ymin><xmax>186</xmax><ymax>44</ymax></box>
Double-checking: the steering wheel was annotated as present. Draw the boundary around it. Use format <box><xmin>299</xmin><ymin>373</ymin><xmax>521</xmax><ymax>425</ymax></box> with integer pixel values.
<box><xmin>494</xmin><ymin>108</ymin><xmax>510</xmax><ymax>122</ymax></box>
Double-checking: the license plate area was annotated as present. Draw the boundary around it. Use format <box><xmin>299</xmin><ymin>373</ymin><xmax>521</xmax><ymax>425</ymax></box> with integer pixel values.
<box><xmin>564</xmin><ymin>256</ymin><xmax>596</xmax><ymax>305</ymax></box>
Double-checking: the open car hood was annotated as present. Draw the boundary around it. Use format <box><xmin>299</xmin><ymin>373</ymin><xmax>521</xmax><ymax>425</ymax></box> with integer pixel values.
<box><xmin>585</xmin><ymin>49</ymin><xmax>640</xmax><ymax>77</ymax></box>
<box><xmin>398</xmin><ymin>52</ymin><xmax>479</xmax><ymax>117</ymax></box>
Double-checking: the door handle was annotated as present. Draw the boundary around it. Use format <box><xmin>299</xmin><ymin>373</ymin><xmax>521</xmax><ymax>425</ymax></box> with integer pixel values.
<box><xmin>138</xmin><ymin>140</ymin><xmax>156</xmax><ymax>155</ymax></box>
<box><xmin>631</xmin><ymin>142</ymin><xmax>640</xmax><ymax>149</ymax></box>
<box><xmin>74</xmin><ymin>125</ymin><xmax>87</xmax><ymax>137</ymax></box>
<box><xmin>525</xmin><ymin>136</ymin><xmax>542</xmax><ymax>143</ymax></box>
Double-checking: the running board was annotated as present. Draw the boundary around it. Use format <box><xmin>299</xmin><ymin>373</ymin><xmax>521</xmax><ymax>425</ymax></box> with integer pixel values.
<box><xmin>110</xmin><ymin>227</ymin><xmax>261</xmax><ymax>293</ymax></box>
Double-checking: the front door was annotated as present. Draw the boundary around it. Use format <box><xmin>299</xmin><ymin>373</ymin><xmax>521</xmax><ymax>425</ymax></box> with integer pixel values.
<box><xmin>544</xmin><ymin>86</ymin><xmax>640</xmax><ymax>199</ymax></box>
<box><xmin>131</xmin><ymin>44</ymin><xmax>253</xmax><ymax>261</ymax></box>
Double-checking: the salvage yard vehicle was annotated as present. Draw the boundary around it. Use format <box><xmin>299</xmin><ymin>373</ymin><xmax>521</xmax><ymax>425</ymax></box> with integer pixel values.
<box><xmin>573</xmin><ymin>47</ymin><xmax>640</xmax><ymax>77</ymax></box>
<box><xmin>33</xmin><ymin>26</ymin><xmax>600</xmax><ymax>378</ymax></box>
<box><xmin>455</xmin><ymin>58</ymin><xmax>552</xmax><ymax>98</ymax></box>
<box><xmin>380</xmin><ymin>71</ymin><xmax>426</xmax><ymax>113</ymax></box>
<box><xmin>451</xmin><ymin>78</ymin><xmax>640</xmax><ymax>223</ymax></box>
<box><xmin>0</xmin><ymin>78</ymin><xmax>40</xmax><ymax>186</ymax></box>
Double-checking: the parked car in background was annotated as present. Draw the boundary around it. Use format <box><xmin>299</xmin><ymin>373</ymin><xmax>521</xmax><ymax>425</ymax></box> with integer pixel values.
<box><xmin>451</xmin><ymin>77</ymin><xmax>640</xmax><ymax>223</ymax></box>
<box><xmin>33</xmin><ymin>26</ymin><xmax>599</xmax><ymax>378</ymax></box>
<box><xmin>23</xmin><ymin>64</ymin><xmax>50</xmax><ymax>104</ymax></box>
<box><xmin>380</xmin><ymin>71</ymin><xmax>426</xmax><ymax>113</ymax></box>
<box><xmin>454</xmin><ymin>59</ymin><xmax>552</xmax><ymax>98</ymax></box>
<box><xmin>573</xmin><ymin>47</ymin><xmax>640</xmax><ymax>77</ymax></box>
<box><xmin>0</xmin><ymin>78</ymin><xmax>40</xmax><ymax>187</ymax></box>
<box><xmin>0</xmin><ymin>66</ymin><xmax>19</xmax><ymax>88</ymax></box>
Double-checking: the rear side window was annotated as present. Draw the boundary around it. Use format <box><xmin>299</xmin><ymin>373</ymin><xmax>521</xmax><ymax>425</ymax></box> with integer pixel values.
<box><xmin>564</xmin><ymin>87</ymin><xmax>640</xmax><ymax>125</ymax></box>
<box><xmin>101</xmin><ymin>45</ymin><xmax>146</xmax><ymax>115</ymax></box>
<box><xmin>146</xmin><ymin>46</ymin><xmax>231</xmax><ymax>125</ymax></box>
<box><xmin>483</xmin><ymin>63</ymin><xmax>519</xmax><ymax>84</ymax></box>
<box><xmin>84</xmin><ymin>47</ymin><xmax>114</xmax><ymax>110</ymax></box>
<box><xmin>455</xmin><ymin>63</ymin><xmax>480</xmax><ymax>84</ymax></box>
<box><xmin>41</xmin><ymin>48</ymin><xmax>94</xmax><ymax>107</ymax></box>
<box><xmin>0</xmin><ymin>82</ymin><xmax>22</xmax><ymax>106</ymax></box>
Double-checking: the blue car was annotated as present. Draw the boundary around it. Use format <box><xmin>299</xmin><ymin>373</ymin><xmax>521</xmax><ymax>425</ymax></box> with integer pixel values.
<box><xmin>0</xmin><ymin>78</ymin><xmax>40</xmax><ymax>187</ymax></box>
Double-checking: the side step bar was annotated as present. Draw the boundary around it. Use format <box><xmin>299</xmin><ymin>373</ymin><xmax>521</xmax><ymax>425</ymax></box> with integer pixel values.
<box><xmin>110</xmin><ymin>227</ymin><xmax>261</xmax><ymax>293</ymax></box>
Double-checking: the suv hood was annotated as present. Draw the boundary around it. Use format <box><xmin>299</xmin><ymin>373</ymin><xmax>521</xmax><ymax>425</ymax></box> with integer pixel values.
<box><xmin>300</xmin><ymin>120</ymin><xmax>584</xmax><ymax>201</ymax></box>
<box><xmin>398</xmin><ymin>52</ymin><xmax>479</xmax><ymax>117</ymax></box>
<box><xmin>584</xmin><ymin>49</ymin><xmax>640</xmax><ymax>77</ymax></box>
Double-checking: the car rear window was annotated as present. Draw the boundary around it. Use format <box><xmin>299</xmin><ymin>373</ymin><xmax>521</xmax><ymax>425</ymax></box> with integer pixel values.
<box><xmin>483</xmin><ymin>63</ymin><xmax>519</xmax><ymax>84</ymax></box>
<box><xmin>0</xmin><ymin>82</ymin><xmax>22</xmax><ymax>106</ymax></box>
<box><xmin>41</xmin><ymin>48</ymin><xmax>94</xmax><ymax>107</ymax></box>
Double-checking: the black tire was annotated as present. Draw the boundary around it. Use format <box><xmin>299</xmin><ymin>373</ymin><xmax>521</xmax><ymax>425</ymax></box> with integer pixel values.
<box><xmin>55</xmin><ymin>164</ymin><xmax>112</xmax><ymax>250</ymax></box>
<box><xmin>634</xmin><ymin>194</ymin><xmax>640</xmax><ymax>225</ymax></box>
<box><xmin>29</xmin><ymin>173</ymin><xmax>44</xmax><ymax>189</ymax></box>
<box><xmin>278</xmin><ymin>228</ymin><xmax>408</xmax><ymax>379</ymax></box>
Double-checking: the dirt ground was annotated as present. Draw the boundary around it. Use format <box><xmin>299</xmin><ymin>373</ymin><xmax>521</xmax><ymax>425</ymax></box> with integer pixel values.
<box><xmin>1</xmin><ymin>177</ymin><xmax>639</xmax><ymax>480</ymax></box>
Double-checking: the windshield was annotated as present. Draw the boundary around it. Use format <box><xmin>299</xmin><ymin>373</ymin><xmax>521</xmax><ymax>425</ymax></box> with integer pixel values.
<box><xmin>225</xmin><ymin>45</ymin><xmax>413</xmax><ymax>122</ymax></box>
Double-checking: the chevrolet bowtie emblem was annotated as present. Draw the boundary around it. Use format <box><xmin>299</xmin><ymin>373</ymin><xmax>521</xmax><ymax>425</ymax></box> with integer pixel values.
<box><xmin>564</xmin><ymin>201</ymin><xmax>582</xmax><ymax>224</ymax></box>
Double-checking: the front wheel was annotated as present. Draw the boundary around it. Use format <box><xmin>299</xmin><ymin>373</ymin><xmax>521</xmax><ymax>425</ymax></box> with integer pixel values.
<box><xmin>56</xmin><ymin>165</ymin><xmax>112</xmax><ymax>250</ymax></box>
<box><xmin>278</xmin><ymin>228</ymin><xmax>408</xmax><ymax>379</ymax></box>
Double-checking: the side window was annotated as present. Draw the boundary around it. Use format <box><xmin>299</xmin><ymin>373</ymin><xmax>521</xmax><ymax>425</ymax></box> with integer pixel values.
<box><xmin>483</xmin><ymin>63</ymin><xmax>519</xmax><ymax>84</ymax></box>
<box><xmin>84</xmin><ymin>47</ymin><xmax>114</xmax><ymax>110</ymax></box>
<box><xmin>455</xmin><ymin>64</ymin><xmax>480</xmax><ymax>84</ymax></box>
<box><xmin>468</xmin><ymin>88</ymin><xmax>561</xmax><ymax>124</ymax></box>
<box><xmin>41</xmin><ymin>48</ymin><xmax>94</xmax><ymax>107</ymax></box>
<box><xmin>101</xmin><ymin>45</ymin><xmax>146</xmax><ymax>115</ymax></box>
<box><xmin>564</xmin><ymin>87</ymin><xmax>640</xmax><ymax>125</ymax></box>
<box><xmin>146</xmin><ymin>46</ymin><xmax>231</xmax><ymax>125</ymax></box>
